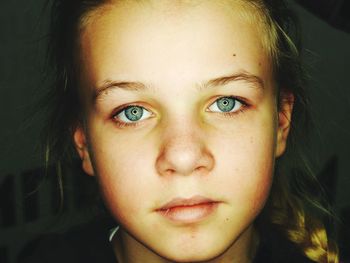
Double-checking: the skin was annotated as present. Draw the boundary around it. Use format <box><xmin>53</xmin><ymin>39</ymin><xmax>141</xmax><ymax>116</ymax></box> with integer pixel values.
<box><xmin>74</xmin><ymin>0</ymin><xmax>293</xmax><ymax>262</ymax></box>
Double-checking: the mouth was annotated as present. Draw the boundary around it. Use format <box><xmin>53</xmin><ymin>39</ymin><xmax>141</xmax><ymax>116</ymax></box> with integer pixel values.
<box><xmin>156</xmin><ymin>195</ymin><xmax>220</xmax><ymax>223</ymax></box>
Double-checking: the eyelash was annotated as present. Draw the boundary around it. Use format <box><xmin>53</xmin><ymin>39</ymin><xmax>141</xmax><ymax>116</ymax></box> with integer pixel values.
<box><xmin>111</xmin><ymin>96</ymin><xmax>248</xmax><ymax>128</ymax></box>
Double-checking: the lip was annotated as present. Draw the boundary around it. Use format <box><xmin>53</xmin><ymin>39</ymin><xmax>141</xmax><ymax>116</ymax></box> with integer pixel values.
<box><xmin>156</xmin><ymin>195</ymin><xmax>220</xmax><ymax>223</ymax></box>
<box><xmin>158</xmin><ymin>195</ymin><xmax>216</xmax><ymax>210</ymax></box>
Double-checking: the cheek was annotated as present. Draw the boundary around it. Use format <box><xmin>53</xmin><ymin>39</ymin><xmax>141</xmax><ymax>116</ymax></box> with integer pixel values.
<box><xmin>212</xmin><ymin>116</ymin><xmax>276</xmax><ymax>211</ymax></box>
<box><xmin>219</xmin><ymin>146</ymin><xmax>274</xmax><ymax>207</ymax></box>
<box><xmin>90</xmin><ymin>134</ymin><xmax>157</xmax><ymax>219</ymax></box>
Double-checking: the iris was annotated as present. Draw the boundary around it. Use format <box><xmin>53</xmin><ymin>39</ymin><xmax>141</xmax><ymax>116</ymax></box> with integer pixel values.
<box><xmin>125</xmin><ymin>106</ymin><xmax>144</xmax><ymax>121</ymax></box>
<box><xmin>216</xmin><ymin>97</ymin><xmax>235</xmax><ymax>112</ymax></box>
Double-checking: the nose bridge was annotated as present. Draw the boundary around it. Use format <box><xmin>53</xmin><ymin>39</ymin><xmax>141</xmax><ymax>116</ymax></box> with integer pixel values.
<box><xmin>156</xmin><ymin>117</ymin><xmax>214</xmax><ymax>176</ymax></box>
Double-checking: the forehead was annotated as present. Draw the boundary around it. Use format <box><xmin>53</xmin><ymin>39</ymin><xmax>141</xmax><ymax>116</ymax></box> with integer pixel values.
<box><xmin>79</xmin><ymin>0</ymin><xmax>272</xmax><ymax>93</ymax></box>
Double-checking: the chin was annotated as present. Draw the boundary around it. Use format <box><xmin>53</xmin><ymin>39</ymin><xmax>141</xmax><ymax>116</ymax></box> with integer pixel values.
<box><xmin>162</xmin><ymin>253</ymin><xmax>219</xmax><ymax>263</ymax></box>
<box><xmin>156</xmin><ymin>242</ymin><xmax>228</xmax><ymax>263</ymax></box>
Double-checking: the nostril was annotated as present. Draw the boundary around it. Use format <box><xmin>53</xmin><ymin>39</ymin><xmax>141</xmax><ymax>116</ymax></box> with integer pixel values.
<box><xmin>194</xmin><ymin>166</ymin><xmax>204</xmax><ymax>172</ymax></box>
<box><xmin>165</xmin><ymin>168</ymin><xmax>175</xmax><ymax>176</ymax></box>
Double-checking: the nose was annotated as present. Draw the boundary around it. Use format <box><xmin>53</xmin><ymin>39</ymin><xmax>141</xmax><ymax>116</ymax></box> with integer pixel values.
<box><xmin>156</xmin><ymin>128</ymin><xmax>214</xmax><ymax>177</ymax></box>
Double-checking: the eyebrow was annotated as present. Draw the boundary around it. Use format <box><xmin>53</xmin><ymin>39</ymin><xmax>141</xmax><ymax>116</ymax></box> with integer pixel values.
<box><xmin>198</xmin><ymin>71</ymin><xmax>264</xmax><ymax>91</ymax></box>
<box><xmin>93</xmin><ymin>70</ymin><xmax>264</xmax><ymax>102</ymax></box>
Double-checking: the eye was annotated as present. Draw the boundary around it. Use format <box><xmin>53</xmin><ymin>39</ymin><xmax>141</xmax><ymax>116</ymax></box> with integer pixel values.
<box><xmin>208</xmin><ymin>96</ymin><xmax>244</xmax><ymax>113</ymax></box>
<box><xmin>113</xmin><ymin>105</ymin><xmax>152</xmax><ymax>123</ymax></box>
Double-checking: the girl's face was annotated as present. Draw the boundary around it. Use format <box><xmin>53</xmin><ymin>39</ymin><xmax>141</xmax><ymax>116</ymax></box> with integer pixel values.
<box><xmin>75</xmin><ymin>0</ymin><xmax>292</xmax><ymax>262</ymax></box>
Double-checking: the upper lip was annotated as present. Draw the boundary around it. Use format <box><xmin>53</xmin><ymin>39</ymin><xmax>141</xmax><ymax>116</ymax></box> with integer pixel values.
<box><xmin>157</xmin><ymin>195</ymin><xmax>217</xmax><ymax>211</ymax></box>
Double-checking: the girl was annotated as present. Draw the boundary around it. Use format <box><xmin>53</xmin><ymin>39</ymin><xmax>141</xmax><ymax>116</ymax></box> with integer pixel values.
<box><xmin>28</xmin><ymin>0</ymin><xmax>339</xmax><ymax>262</ymax></box>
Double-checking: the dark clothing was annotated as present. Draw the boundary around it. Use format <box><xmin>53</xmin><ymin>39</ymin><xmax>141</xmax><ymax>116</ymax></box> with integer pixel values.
<box><xmin>20</xmin><ymin>217</ymin><xmax>117</xmax><ymax>263</ymax></box>
<box><xmin>21</xmin><ymin>216</ymin><xmax>314</xmax><ymax>263</ymax></box>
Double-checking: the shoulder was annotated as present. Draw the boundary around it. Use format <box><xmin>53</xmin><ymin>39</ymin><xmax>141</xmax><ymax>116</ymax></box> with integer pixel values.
<box><xmin>20</xmin><ymin>216</ymin><xmax>117</xmax><ymax>263</ymax></box>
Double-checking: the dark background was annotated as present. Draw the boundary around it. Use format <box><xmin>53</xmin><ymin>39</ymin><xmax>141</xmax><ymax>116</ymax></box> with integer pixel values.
<box><xmin>0</xmin><ymin>0</ymin><xmax>349</xmax><ymax>262</ymax></box>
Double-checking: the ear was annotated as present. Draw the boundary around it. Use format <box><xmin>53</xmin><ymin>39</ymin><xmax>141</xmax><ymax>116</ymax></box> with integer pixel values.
<box><xmin>73</xmin><ymin>125</ymin><xmax>95</xmax><ymax>176</ymax></box>
<box><xmin>276</xmin><ymin>92</ymin><xmax>294</xmax><ymax>157</ymax></box>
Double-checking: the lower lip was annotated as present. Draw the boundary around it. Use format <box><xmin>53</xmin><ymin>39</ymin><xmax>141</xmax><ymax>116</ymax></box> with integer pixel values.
<box><xmin>157</xmin><ymin>202</ymin><xmax>219</xmax><ymax>223</ymax></box>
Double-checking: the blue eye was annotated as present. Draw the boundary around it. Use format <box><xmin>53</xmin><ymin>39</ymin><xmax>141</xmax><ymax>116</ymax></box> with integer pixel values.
<box><xmin>114</xmin><ymin>105</ymin><xmax>152</xmax><ymax>123</ymax></box>
<box><xmin>208</xmin><ymin>97</ymin><xmax>243</xmax><ymax>113</ymax></box>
